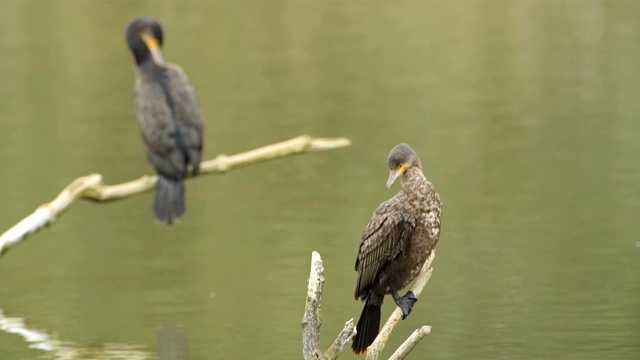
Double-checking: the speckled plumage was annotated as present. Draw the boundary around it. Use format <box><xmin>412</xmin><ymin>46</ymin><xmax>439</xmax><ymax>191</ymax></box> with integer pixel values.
<box><xmin>352</xmin><ymin>143</ymin><xmax>442</xmax><ymax>354</ymax></box>
<box><xmin>126</xmin><ymin>16</ymin><xmax>204</xmax><ymax>224</ymax></box>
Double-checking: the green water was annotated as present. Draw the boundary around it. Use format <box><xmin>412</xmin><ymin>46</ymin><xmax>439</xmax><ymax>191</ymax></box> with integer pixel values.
<box><xmin>0</xmin><ymin>1</ymin><xmax>639</xmax><ymax>359</ymax></box>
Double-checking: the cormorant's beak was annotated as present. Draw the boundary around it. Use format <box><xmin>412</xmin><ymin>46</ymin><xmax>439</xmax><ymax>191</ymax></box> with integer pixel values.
<box><xmin>386</xmin><ymin>165</ymin><xmax>406</xmax><ymax>190</ymax></box>
<box><xmin>141</xmin><ymin>31</ymin><xmax>165</xmax><ymax>64</ymax></box>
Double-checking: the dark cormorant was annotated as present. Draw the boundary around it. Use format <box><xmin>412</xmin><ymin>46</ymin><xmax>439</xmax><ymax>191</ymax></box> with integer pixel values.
<box><xmin>125</xmin><ymin>16</ymin><xmax>204</xmax><ymax>225</ymax></box>
<box><xmin>352</xmin><ymin>143</ymin><xmax>443</xmax><ymax>354</ymax></box>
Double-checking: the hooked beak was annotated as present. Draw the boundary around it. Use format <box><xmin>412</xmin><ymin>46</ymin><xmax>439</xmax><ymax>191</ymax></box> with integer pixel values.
<box><xmin>386</xmin><ymin>165</ymin><xmax>406</xmax><ymax>190</ymax></box>
<box><xmin>141</xmin><ymin>31</ymin><xmax>165</xmax><ymax>64</ymax></box>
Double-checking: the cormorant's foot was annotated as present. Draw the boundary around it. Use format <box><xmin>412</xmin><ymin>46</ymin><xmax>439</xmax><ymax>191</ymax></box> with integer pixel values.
<box><xmin>404</xmin><ymin>291</ymin><xmax>418</xmax><ymax>301</ymax></box>
<box><xmin>391</xmin><ymin>289</ymin><xmax>419</xmax><ymax>320</ymax></box>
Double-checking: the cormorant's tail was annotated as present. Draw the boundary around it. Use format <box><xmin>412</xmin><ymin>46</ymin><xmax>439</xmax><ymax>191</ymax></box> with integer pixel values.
<box><xmin>154</xmin><ymin>176</ymin><xmax>185</xmax><ymax>225</ymax></box>
<box><xmin>352</xmin><ymin>302</ymin><xmax>381</xmax><ymax>355</ymax></box>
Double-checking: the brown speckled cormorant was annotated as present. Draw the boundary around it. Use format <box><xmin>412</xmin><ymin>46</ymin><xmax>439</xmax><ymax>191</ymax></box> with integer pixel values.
<box><xmin>125</xmin><ymin>16</ymin><xmax>204</xmax><ymax>225</ymax></box>
<box><xmin>352</xmin><ymin>143</ymin><xmax>443</xmax><ymax>355</ymax></box>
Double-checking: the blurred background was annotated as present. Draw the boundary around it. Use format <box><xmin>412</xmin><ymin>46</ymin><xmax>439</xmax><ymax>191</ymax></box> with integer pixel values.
<box><xmin>0</xmin><ymin>1</ymin><xmax>639</xmax><ymax>359</ymax></box>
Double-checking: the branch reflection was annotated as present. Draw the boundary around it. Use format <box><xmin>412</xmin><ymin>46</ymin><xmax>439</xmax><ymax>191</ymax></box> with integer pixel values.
<box><xmin>0</xmin><ymin>308</ymin><xmax>163</xmax><ymax>360</ymax></box>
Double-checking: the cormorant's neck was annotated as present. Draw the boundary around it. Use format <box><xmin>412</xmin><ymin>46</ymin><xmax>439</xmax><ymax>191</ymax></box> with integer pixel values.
<box><xmin>131</xmin><ymin>45</ymin><xmax>152</xmax><ymax>65</ymax></box>
<box><xmin>400</xmin><ymin>166</ymin><xmax>426</xmax><ymax>196</ymax></box>
<box><xmin>136</xmin><ymin>58</ymin><xmax>165</xmax><ymax>77</ymax></box>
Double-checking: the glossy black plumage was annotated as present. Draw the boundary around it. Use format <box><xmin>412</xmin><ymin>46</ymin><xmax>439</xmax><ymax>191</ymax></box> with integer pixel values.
<box><xmin>352</xmin><ymin>143</ymin><xmax>443</xmax><ymax>354</ymax></box>
<box><xmin>125</xmin><ymin>16</ymin><xmax>204</xmax><ymax>224</ymax></box>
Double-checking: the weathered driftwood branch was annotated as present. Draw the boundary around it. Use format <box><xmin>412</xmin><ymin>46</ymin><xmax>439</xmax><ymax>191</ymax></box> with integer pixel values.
<box><xmin>365</xmin><ymin>250</ymin><xmax>436</xmax><ymax>360</ymax></box>
<box><xmin>0</xmin><ymin>135</ymin><xmax>351</xmax><ymax>258</ymax></box>
<box><xmin>324</xmin><ymin>319</ymin><xmax>356</xmax><ymax>360</ymax></box>
<box><xmin>302</xmin><ymin>251</ymin><xmax>435</xmax><ymax>360</ymax></box>
<box><xmin>302</xmin><ymin>251</ymin><xmax>326</xmax><ymax>360</ymax></box>
<box><xmin>302</xmin><ymin>251</ymin><xmax>359</xmax><ymax>360</ymax></box>
<box><xmin>388</xmin><ymin>326</ymin><xmax>431</xmax><ymax>360</ymax></box>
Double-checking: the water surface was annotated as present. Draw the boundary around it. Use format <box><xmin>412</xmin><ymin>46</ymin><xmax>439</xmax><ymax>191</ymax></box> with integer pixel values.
<box><xmin>0</xmin><ymin>1</ymin><xmax>639</xmax><ymax>359</ymax></box>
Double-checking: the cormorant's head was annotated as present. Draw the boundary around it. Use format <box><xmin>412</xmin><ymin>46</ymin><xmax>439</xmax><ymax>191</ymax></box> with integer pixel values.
<box><xmin>386</xmin><ymin>143</ymin><xmax>422</xmax><ymax>189</ymax></box>
<box><xmin>125</xmin><ymin>16</ymin><xmax>165</xmax><ymax>65</ymax></box>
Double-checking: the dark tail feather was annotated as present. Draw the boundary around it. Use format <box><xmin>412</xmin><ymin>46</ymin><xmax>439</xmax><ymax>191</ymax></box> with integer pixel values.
<box><xmin>173</xmin><ymin>180</ymin><xmax>185</xmax><ymax>217</ymax></box>
<box><xmin>154</xmin><ymin>177</ymin><xmax>185</xmax><ymax>225</ymax></box>
<box><xmin>352</xmin><ymin>302</ymin><xmax>381</xmax><ymax>355</ymax></box>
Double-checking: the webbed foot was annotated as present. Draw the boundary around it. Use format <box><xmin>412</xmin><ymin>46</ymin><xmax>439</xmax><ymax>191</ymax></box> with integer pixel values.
<box><xmin>391</xmin><ymin>289</ymin><xmax>418</xmax><ymax>320</ymax></box>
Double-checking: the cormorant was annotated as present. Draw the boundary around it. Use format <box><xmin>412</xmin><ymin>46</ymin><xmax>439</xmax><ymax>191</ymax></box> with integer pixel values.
<box><xmin>352</xmin><ymin>143</ymin><xmax>443</xmax><ymax>354</ymax></box>
<box><xmin>125</xmin><ymin>16</ymin><xmax>204</xmax><ymax>225</ymax></box>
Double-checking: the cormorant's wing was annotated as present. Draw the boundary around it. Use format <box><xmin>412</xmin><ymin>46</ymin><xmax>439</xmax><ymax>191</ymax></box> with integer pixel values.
<box><xmin>354</xmin><ymin>199</ymin><xmax>415</xmax><ymax>299</ymax></box>
<box><xmin>134</xmin><ymin>76</ymin><xmax>187</xmax><ymax>178</ymax></box>
<box><xmin>164</xmin><ymin>63</ymin><xmax>204</xmax><ymax>174</ymax></box>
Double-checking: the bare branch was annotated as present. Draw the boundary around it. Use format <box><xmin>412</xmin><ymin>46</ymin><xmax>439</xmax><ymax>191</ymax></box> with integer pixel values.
<box><xmin>302</xmin><ymin>251</ymin><xmax>357</xmax><ymax>360</ymax></box>
<box><xmin>302</xmin><ymin>251</ymin><xmax>326</xmax><ymax>360</ymax></box>
<box><xmin>0</xmin><ymin>135</ymin><xmax>351</xmax><ymax>258</ymax></box>
<box><xmin>324</xmin><ymin>319</ymin><xmax>357</xmax><ymax>360</ymax></box>
<box><xmin>365</xmin><ymin>251</ymin><xmax>436</xmax><ymax>360</ymax></box>
<box><xmin>388</xmin><ymin>326</ymin><xmax>431</xmax><ymax>360</ymax></box>
<box><xmin>300</xmin><ymin>251</ymin><xmax>434</xmax><ymax>360</ymax></box>
<box><xmin>84</xmin><ymin>135</ymin><xmax>351</xmax><ymax>201</ymax></box>
<box><xmin>0</xmin><ymin>174</ymin><xmax>103</xmax><ymax>256</ymax></box>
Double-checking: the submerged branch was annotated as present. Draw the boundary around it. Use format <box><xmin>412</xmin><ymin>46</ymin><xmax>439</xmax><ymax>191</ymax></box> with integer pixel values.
<box><xmin>0</xmin><ymin>135</ymin><xmax>351</xmax><ymax>258</ymax></box>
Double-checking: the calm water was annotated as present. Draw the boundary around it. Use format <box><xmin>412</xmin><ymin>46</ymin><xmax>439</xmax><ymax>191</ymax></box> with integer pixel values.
<box><xmin>0</xmin><ymin>1</ymin><xmax>639</xmax><ymax>359</ymax></box>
